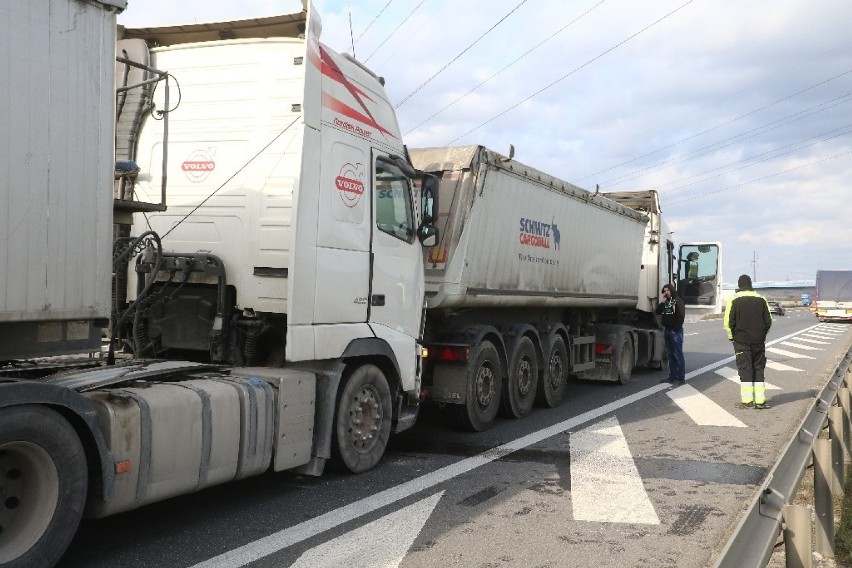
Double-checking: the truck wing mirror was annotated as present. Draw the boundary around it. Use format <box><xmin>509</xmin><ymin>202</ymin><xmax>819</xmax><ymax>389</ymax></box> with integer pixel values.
<box><xmin>418</xmin><ymin>225</ymin><xmax>438</xmax><ymax>247</ymax></box>
<box><xmin>421</xmin><ymin>174</ymin><xmax>439</xmax><ymax>224</ymax></box>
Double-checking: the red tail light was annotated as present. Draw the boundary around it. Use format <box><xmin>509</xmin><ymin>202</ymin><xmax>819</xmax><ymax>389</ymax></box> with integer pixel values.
<box><xmin>434</xmin><ymin>345</ymin><xmax>470</xmax><ymax>362</ymax></box>
<box><xmin>595</xmin><ymin>343</ymin><xmax>613</xmax><ymax>355</ymax></box>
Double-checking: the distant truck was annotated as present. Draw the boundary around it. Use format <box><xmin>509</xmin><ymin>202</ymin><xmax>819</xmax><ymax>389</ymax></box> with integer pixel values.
<box><xmin>815</xmin><ymin>270</ymin><xmax>852</xmax><ymax>322</ymax></box>
<box><xmin>800</xmin><ymin>293</ymin><xmax>812</xmax><ymax>307</ymax></box>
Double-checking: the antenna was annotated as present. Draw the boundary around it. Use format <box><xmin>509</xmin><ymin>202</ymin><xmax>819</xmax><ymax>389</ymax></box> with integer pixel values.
<box><xmin>348</xmin><ymin>6</ymin><xmax>356</xmax><ymax>57</ymax></box>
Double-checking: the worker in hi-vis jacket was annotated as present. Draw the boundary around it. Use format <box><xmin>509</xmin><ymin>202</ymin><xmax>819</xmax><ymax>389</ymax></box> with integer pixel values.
<box><xmin>724</xmin><ymin>274</ymin><xmax>773</xmax><ymax>409</ymax></box>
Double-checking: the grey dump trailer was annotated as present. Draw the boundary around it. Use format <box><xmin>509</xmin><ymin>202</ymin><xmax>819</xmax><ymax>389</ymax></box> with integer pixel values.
<box><xmin>410</xmin><ymin>145</ymin><xmax>721</xmax><ymax>431</ymax></box>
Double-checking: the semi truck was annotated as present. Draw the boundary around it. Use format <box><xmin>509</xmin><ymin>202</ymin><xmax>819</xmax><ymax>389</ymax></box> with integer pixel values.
<box><xmin>0</xmin><ymin>1</ymin><xmax>720</xmax><ymax>566</ymax></box>
<box><xmin>815</xmin><ymin>270</ymin><xmax>852</xmax><ymax>322</ymax></box>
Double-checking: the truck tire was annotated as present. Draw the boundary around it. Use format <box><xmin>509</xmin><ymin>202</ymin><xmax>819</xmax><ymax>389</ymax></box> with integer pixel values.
<box><xmin>331</xmin><ymin>364</ymin><xmax>393</xmax><ymax>473</ymax></box>
<box><xmin>615</xmin><ymin>336</ymin><xmax>634</xmax><ymax>385</ymax></box>
<box><xmin>0</xmin><ymin>405</ymin><xmax>88</xmax><ymax>568</ymax></box>
<box><xmin>536</xmin><ymin>336</ymin><xmax>568</xmax><ymax>408</ymax></box>
<box><xmin>443</xmin><ymin>340</ymin><xmax>502</xmax><ymax>432</ymax></box>
<box><xmin>500</xmin><ymin>336</ymin><xmax>538</xmax><ymax>418</ymax></box>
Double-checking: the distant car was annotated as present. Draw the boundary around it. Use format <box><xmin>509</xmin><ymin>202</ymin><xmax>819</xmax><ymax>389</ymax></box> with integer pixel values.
<box><xmin>768</xmin><ymin>301</ymin><xmax>785</xmax><ymax>316</ymax></box>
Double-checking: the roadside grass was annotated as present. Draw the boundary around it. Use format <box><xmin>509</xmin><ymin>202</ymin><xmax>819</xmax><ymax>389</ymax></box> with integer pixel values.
<box><xmin>769</xmin><ymin>450</ymin><xmax>852</xmax><ymax>567</ymax></box>
<box><xmin>836</xmin><ymin>466</ymin><xmax>852</xmax><ymax>566</ymax></box>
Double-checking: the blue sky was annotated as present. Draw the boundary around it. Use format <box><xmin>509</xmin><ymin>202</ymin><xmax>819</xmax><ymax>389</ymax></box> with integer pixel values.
<box><xmin>119</xmin><ymin>0</ymin><xmax>852</xmax><ymax>284</ymax></box>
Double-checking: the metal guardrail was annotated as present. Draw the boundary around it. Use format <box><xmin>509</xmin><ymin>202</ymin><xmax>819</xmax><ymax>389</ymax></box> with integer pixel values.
<box><xmin>714</xmin><ymin>343</ymin><xmax>852</xmax><ymax>567</ymax></box>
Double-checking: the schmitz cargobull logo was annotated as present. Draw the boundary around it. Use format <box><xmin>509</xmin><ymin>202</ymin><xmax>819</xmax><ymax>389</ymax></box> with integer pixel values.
<box><xmin>519</xmin><ymin>217</ymin><xmax>561</xmax><ymax>250</ymax></box>
<box><xmin>181</xmin><ymin>148</ymin><xmax>216</xmax><ymax>183</ymax></box>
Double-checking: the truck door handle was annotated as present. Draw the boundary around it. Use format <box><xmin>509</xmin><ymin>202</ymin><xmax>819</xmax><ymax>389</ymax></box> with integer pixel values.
<box><xmin>371</xmin><ymin>295</ymin><xmax>385</xmax><ymax>306</ymax></box>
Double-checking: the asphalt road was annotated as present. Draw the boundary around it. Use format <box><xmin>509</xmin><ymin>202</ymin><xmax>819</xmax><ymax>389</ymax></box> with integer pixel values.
<box><xmin>60</xmin><ymin>309</ymin><xmax>852</xmax><ymax>568</ymax></box>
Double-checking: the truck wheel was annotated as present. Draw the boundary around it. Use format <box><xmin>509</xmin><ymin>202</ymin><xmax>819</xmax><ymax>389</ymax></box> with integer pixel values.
<box><xmin>616</xmin><ymin>337</ymin><xmax>634</xmax><ymax>385</ymax></box>
<box><xmin>500</xmin><ymin>336</ymin><xmax>539</xmax><ymax>418</ymax></box>
<box><xmin>331</xmin><ymin>364</ymin><xmax>393</xmax><ymax>473</ymax></box>
<box><xmin>536</xmin><ymin>336</ymin><xmax>568</xmax><ymax>408</ymax></box>
<box><xmin>443</xmin><ymin>340</ymin><xmax>502</xmax><ymax>432</ymax></box>
<box><xmin>0</xmin><ymin>405</ymin><xmax>87</xmax><ymax>568</ymax></box>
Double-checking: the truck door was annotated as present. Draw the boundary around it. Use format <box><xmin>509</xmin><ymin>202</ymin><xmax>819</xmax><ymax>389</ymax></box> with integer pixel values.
<box><xmin>369</xmin><ymin>153</ymin><xmax>424</xmax><ymax>342</ymax></box>
<box><xmin>677</xmin><ymin>242</ymin><xmax>722</xmax><ymax>320</ymax></box>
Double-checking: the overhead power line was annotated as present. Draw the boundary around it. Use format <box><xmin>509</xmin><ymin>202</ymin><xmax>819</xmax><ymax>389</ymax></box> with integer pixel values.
<box><xmin>364</xmin><ymin>0</ymin><xmax>428</xmax><ymax>63</ymax></box>
<box><xmin>601</xmin><ymin>89</ymin><xmax>852</xmax><ymax>188</ymax></box>
<box><xmin>353</xmin><ymin>0</ymin><xmax>394</xmax><ymax>46</ymax></box>
<box><xmin>445</xmin><ymin>0</ymin><xmax>697</xmax><ymax>146</ymax></box>
<box><xmin>576</xmin><ymin>67</ymin><xmax>852</xmax><ymax>183</ymax></box>
<box><xmin>658</xmin><ymin>123</ymin><xmax>852</xmax><ymax>195</ymax></box>
<box><xmin>395</xmin><ymin>0</ymin><xmax>530</xmax><ymax>108</ymax></box>
<box><xmin>404</xmin><ymin>0</ymin><xmax>608</xmax><ymax>136</ymax></box>
<box><xmin>666</xmin><ymin>149</ymin><xmax>852</xmax><ymax>207</ymax></box>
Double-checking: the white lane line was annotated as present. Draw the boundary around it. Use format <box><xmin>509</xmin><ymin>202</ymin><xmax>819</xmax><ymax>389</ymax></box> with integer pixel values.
<box><xmin>289</xmin><ymin>492</ymin><xmax>443</xmax><ymax>568</ymax></box>
<box><xmin>570</xmin><ymin>416</ymin><xmax>660</xmax><ymax>524</ymax></box>
<box><xmin>766</xmin><ymin>360</ymin><xmax>804</xmax><ymax>372</ymax></box>
<box><xmin>766</xmin><ymin>347</ymin><xmax>815</xmax><ymax>359</ymax></box>
<box><xmin>780</xmin><ymin>341</ymin><xmax>823</xmax><ymax>351</ymax></box>
<box><xmin>190</xmin><ymin>322</ymin><xmax>825</xmax><ymax>568</ymax></box>
<box><xmin>793</xmin><ymin>337</ymin><xmax>831</xmax><ymax>345</ymax></box>
<box><xmin>667</xmin><ymin>384</ymin><xmax>746</xmax><ymax>427</ymax></box>
<box><xmin>714</xmin><ymin>366</ymin><xmax>782</xmax><ymax>389</ymax></box>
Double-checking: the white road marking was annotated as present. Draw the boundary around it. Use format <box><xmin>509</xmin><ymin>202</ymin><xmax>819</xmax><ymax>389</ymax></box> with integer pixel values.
<box><xmin>766</xmin><ymin>360</ymin><xmax>804</xmax><ymax>372</ymax></box>
<box><xmin>766</xmin><ymin>347</ymin><xmax>815</xmax><ymax>359</ymax></box>
<box><xmin>570</xmin><ymin>416</ymin><xmax>660</xmax><ymax>524</ymax></box>
<box><xmin>792</xmin><ymin>337</ymin><xmax>830</xmax><ymax>345</ymax></box>
<box><xmin>289</xmin><ymin>492</ymin><xmax>443</xmax><ymax>568</ymax></box>
<box><xmin>801</xmin><ymin>333</ymin><xmax>837</xmax><ymax>340</ymax></box>
<box><xmin>189</xmin><ymin>323</ymin><xmax>825</xmax><ymax>568</ymax></box>
<box><xmin>666</xmin><ymin>384</ymin><xmax>746</xmax><ymax>427</ymax></box>
<box><xmin>714</xmin><ymin>366</ymin><xmax>782</xmax><ymax>389</ymax></box>
<box><xmin>779</xmin><ymin>341</ymin><xmax>823</xmax><ymax>351</ymax></box>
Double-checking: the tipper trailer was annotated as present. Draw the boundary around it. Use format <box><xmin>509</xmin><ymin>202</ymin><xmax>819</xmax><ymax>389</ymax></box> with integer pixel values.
<box><xmin>409</xmin><ymin>146</ymin><xmax>721</xmax><ymax>430</ymax></box>
<box><xmin>0</xmin><ymin>1</ymin><xmax>720</xmax><ymax>566</ymax></box>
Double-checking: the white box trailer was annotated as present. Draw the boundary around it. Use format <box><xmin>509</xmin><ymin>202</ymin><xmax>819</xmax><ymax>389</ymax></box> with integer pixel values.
<box><xmin>0</xmin><ymin>0</ymin><xmax>123</xmax><ymax>358</ymax></box>
<box><xmin>815</xmin><ymin>269</ymin><xmax>852</xmax><ymax>322</ymax></box>
<box><xmin>409</xmin><ymin>146</ymin><xmax>722</xmax><ymax>431</ymax></box>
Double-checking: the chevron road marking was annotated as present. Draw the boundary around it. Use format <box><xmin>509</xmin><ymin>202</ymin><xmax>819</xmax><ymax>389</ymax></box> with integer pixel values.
<box><xmin>667</xmin><ymin>384</ymin><xmax>746</xmax><ymax>427</ymax></box>
<box><xmin>288</xmin><ymin>492</ymin><xmax>443</xmax><ymax>568</ymax></box>
<box><xmin>767</xmin><ymin>347</ymin><xmax>815</xmax><ymax>359</ymax></box>
<box><xmin>570</xmin><ymin>416</ymin><xmax>660</xmax><ymax>524</ymax></box>
<box><xmin>793</xmin><ymin>337</ymin><xmax>831</xmax><ymax>345</ymax></box>
<box><xmin>714</xmin><ymin>366</ymin><xmax>782</xmax><ymax>389</ymax></box>
<box><xmin>780</xmin><ymin>341</ymin><xmax>824</xmax><ymax>351</ymax></box>
<box><xmin>766</xmin><ymin>360</ymin><xmax>804</xmax><ymax>372</ymax></box>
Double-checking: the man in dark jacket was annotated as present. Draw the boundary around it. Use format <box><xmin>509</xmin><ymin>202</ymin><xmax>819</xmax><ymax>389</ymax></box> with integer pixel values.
<box><xmin>656</xmin><ymin>283</ymin><xmax>686</xmax><ymax>385</ymax></box>
<box><xmin>724</xmin><ymin>274</ymin><xmax>772</xmax><ymax>408</ymax></box>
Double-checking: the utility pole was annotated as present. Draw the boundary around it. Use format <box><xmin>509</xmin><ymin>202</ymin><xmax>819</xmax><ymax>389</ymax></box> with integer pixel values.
<box><xmin>750</xmin><ymin>251</ymin><xmax>758</xmax><ymax>282</ymax></box>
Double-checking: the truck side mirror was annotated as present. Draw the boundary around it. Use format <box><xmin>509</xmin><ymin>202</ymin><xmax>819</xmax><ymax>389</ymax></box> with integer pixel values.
<box><xmin>421</xmin><ymin>174</ymin><xmax>438</xmax><ymax>224</ymax></box>
<box><xmin>418</xmin><ymin>224</ymin><xmax>438</xmax><ymax>247</ymax></box>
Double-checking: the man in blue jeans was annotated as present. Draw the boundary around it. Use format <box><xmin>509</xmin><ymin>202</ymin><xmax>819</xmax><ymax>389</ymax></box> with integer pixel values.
<box><xmin>656</xmin><ymin>283</ymin><xmax>686</xmax><ymax>385</ymax></box>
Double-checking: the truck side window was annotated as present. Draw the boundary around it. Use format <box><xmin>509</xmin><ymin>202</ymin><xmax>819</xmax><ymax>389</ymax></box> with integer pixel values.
<box><xmin>375</xmin><ymin>159</ymin><xmax>414</xmax><ymax>242</ymax></box>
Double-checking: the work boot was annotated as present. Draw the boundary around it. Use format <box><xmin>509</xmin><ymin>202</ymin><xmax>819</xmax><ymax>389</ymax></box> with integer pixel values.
<box><xmin>754</xmin><ymin>402</ymin><xmax>770</xmax><ymax>409</ymax></box>
<box><xmin>739</xmin><ymin>401</ymin><xmax>755</xmax><ymax>409</ymax></box>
